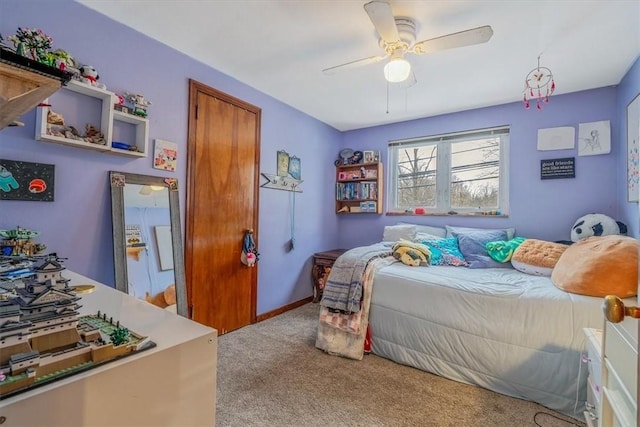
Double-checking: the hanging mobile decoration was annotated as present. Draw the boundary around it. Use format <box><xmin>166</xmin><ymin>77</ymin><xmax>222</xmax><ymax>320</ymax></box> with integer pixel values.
<box><xmin>523</xmin><ymin>56</ymin><xmax>555</xmax><ymax>110</ymax></box>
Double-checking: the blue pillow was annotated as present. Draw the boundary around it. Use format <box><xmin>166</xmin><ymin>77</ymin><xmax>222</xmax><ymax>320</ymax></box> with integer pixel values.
<box><xmin>419</xmin><ymin>237</ymin><xmax>468</xmax><ymax>266</ymax></box>
<box><xmin>451</xmin><ymin>229</ymin><xmax>510</xmax><ymax>269</ymax></box>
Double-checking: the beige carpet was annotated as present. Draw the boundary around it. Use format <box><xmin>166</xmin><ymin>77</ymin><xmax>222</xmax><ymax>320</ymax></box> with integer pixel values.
<box><xmin>216</xmin><ymin>303</ymin><xmax>586</xmax><ymax>427</ymax></box>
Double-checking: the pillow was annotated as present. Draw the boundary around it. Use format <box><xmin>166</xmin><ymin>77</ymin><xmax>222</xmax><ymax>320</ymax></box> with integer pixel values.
<box><xmin>399</xmin><ymin>222</ymin><xmax>447</xmax><ymax>238</ymax></box>
<box><xmin>511</xmin><ymin>239</ymin><xmax>568</xmax><ymax>276</ymax></box>
<box><xmin>450</xmin><ymin>229</ymin><xmax>509</xmax><ymax>269</ymax></box>
<box><xmin>446</xmin><ymin>225</ymin><xmax>515</xmax><ymax>240</ymax></box>
<box><xmin>551</xmin><ymin>235</ymin><xmax>638</xmax><ymax>297</ymax></box>
<box><xmin>414</xmin><ymin>231</ymin><xmax>444</xmax><ymax>242</ymax></box>
<box><xmin>392</xmin><ymin>240</ymin><xmax>431</xmax><ymax>267</ymax></box>
<box><xmin>382</xmin><ymin>224</ymin><xmax>416</xmax><ymax>242</ymax></box>
<box><xmin>418</xmin><ymin>237</ymin><xmax>468</xmax><ymax>266</ymax></box>
<box><xmin>486</xmin><ymin>237</ymin><xmax>526</xmax><ymax>262</ymax></box>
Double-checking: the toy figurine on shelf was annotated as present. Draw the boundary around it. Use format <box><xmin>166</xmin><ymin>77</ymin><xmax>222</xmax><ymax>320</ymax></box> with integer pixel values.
<box><xmin>125</xmin><ymin>92</ymin><xmax>152</xmax><ymax>117</ymax></box>
<box><xmin>113</xmin><ymin>93</ymin><xmax>131</xmax><ymax>114</ymax></box>
<box><xmin>78</xmin><ymin>65</ymin><xmax>106</xmax><ymax>90</ymax></box>
<box><xmin>44</xmin><ymin>48</ymin><xmax>77</xmax><ymax>72</ymax></box>
<box><xmin>84</xmin><ymin>123</ymin><xmax>106</xmax><ymax>145</ymax></box>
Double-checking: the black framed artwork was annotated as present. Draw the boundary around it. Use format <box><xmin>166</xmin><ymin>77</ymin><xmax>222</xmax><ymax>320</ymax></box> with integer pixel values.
<box><xmin>0</xmin><ymin>159</ymin><xmax>55</xmax><ymax>201</ymax></box>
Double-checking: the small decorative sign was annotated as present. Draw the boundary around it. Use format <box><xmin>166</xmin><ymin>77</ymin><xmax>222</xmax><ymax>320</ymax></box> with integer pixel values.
<box><xmin>277</xmin><ymin>150</ymin><xmax>290</xmax><ymax>177</ymax></box>
<box><xmin>125</xmin><ymin>224</ymin><xmax>144</xmax><ymax>247</ymax></box>
<box><xmin>153</xmin><ymin>139</ymin><xmax>177</xmax><ymax>172</ymax></box>
<box><xmin>0</xmin><ymin>159</ymin><xmax>55</xmax><ymax>201</ymax></box>
<box><xmin>541</xmin><ymin>157</ymin><xmax>575</xmax><ymax>180</ymax></box>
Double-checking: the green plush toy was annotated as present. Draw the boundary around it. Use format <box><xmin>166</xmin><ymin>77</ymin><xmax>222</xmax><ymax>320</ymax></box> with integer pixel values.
<box><xmin>486</xmin><ymin>237</ymin><xmax>526</xmax><ymax>262</ymax></box>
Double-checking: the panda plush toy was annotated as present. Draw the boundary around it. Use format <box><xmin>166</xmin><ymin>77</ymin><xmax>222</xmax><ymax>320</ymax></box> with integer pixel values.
<box><xmin>570</xmin><ymin>213</ymin><xmax>628</xmax><ymax>242</ymax></box>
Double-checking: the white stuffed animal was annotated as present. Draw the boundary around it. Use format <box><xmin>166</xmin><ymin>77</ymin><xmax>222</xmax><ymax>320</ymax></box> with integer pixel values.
<box><xmin>78</xmin><ymin>65</ymin><xmax>106</xmax><ymax>90</ymax></box>
<box><xmin>570</xmin><ymin>213</ymin><xmax>627</xmax><ymax>242</ymax></box>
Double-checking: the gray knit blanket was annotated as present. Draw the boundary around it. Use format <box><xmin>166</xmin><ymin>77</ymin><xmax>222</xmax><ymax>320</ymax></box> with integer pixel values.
<box><xmin>319</xmin><ymin>243</ymin><xmax>392</xmax><ymax>313</ymax></box>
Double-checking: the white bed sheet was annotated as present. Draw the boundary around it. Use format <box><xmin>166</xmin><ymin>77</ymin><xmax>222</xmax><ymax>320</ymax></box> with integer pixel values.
<box><xmin>369</xmin><ymin>263</ymin><xmax>604</xmax><ymax>418</ymax></box>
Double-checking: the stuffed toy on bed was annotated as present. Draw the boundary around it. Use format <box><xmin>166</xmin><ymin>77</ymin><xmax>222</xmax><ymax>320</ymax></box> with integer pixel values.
<box><xmin>570</xmin><ymin>213</ymin><xmax>627</xmax><ymax>242</ymax></box>
<box><xmin>392</xmin><ymin>240</ymin><xmax>431</xmax><ymax>267</ymax></box>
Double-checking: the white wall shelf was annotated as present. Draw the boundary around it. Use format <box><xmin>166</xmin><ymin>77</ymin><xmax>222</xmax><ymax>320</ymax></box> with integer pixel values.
<box><xmin>34</xmin><ymin>79</ymin><xmax>149</xmax><ymax>157</ymax></box>
<box><xmin>112</xmin><ymin>109</ymin><xmax>149</xmax><ymax>157</ymax></box>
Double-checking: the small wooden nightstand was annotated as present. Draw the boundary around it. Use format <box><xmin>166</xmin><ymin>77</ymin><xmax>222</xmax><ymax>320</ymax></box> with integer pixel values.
<box><xmin>312</xmin><ymin>249</ymin><xmax>348</xmax><ymax>303</ymax></box>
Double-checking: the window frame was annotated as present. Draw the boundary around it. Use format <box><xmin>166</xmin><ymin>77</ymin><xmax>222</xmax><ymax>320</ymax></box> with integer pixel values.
<box><xmin>388</xmin><ymin>126</ymin><xmax>510</xmax><ymax>215</ymax></box>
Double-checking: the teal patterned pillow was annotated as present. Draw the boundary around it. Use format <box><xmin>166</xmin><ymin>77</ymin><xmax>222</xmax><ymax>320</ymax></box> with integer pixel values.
<box><xmin>419</xmin><ymin>237</ymin><xmax>468</xmax><ymax>266</ymax></box>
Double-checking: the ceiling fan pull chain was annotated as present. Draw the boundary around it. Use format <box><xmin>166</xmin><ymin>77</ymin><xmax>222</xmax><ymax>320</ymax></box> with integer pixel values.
<box><xmin>386</xmin><ymin>79</ymin><xmax>390</xmax><ymax>114</ymax></box>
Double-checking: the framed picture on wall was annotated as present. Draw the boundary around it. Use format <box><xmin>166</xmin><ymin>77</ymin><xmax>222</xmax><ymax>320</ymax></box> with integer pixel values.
<box><xmin>277</xmin><ymin>150</ymin><xmax>290</xmax><ymax>177</ymax></box>
<box><xmin>288</xmin><ymin>156</ymin><xmax>301</xmax><ymax>180</ymax></box>
<box><xmin>363</xmin><ymin>150</ymin><xmax>375</xmax><ymax>163</ymax></box>
<box><xmin>0</xmin><ymin>159</ymin><xmax>55</xmax><ymax>202</ymax></box>
<box><xmin>627</xmin><ymin>93</ymin><xmax>640</xmax><ymax>202</ymax></box>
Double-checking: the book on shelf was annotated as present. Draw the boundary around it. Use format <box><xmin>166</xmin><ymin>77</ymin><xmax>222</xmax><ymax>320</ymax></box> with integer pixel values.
<box><xmin>336</xmin><ymin>182</ymin><xmax>378</xmax><ymax>200</ymax></box>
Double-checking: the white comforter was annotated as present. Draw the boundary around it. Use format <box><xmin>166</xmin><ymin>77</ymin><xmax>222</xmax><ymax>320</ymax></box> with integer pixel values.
<box><xmin>369</xmin><ymin>263</ymin><xmax>605</xmax><ymax>418</ymax></box>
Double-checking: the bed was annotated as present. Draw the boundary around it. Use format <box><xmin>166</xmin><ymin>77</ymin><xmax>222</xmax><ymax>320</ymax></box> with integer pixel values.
<box><xmin>316</xmin><ymin>227</ymin><xmax>613</xmax><ymax>420</ymax></box>
<box><xmin>367</xmin><ymin>262</ymin><xmax>602</xmax><ymax>418</ymax></box>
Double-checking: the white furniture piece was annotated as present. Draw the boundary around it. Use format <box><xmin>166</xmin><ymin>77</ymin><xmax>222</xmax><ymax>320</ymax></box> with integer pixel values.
<box><xmin>584</xmin><ymin>327</ymin><xmax>603</xmax><ymax>426</ymax></box>
<box><xmin>0</xmin><ymin>270</ymin><xmax>217</xmax><ymax>426</ymax></box>
<box><xmin>34</xmin><ymin>79</ymin><xmax>149</xmax><ymax>157</ymax></box>
<box><xmin>600</xmin><ymin>297</ymin><xmax>639</xmax><ymax>427</ymax></box>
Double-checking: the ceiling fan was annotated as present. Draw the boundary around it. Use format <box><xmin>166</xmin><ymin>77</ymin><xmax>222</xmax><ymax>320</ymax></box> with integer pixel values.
<box><xmin>323</xmin><ymin>0</ymin><xmax>494</xmax><ymax>84</ymax></box>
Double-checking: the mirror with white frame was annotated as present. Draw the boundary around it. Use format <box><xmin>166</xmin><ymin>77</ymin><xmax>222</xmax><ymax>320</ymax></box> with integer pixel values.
<box><xmin>110</xmin><ymin>171</ymin><xmax>187</xmax><ymax>316</ymax></box>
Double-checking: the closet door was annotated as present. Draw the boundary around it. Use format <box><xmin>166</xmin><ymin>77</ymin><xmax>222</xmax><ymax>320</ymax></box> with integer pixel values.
<box><xmin>186</xmin><ymin>80</ymin><xmax>260</xmax><ymax>334</ymax></box>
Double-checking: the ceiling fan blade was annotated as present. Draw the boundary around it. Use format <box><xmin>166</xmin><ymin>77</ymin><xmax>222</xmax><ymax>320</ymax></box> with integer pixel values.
<box><xmin>322</xmin><ymin>54</ymin><xmax>388</xmax><ymax>75</ymax></box>
<box><xmin>364</xmin><ymin>0</ymin><xmax>399</xmax><ymax>44</ymax></box>
<box><xmin>411</xmin><ymin>25</ymin><xmax>493</xmax><ymax>55</ymax></box>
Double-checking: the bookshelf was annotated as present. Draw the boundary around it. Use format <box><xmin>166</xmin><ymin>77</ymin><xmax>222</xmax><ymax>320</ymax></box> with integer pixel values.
<box><xmin>335</xmin><ymin>161</ymin><xmax>383</xmax><ymax>214</ymax></box>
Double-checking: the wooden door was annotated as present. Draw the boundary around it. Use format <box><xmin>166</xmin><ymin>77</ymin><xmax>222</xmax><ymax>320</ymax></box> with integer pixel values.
<box><xmin>186</xmin><ymin>80</ymin><xmax>260</xmax><ymax>334</ymax></box>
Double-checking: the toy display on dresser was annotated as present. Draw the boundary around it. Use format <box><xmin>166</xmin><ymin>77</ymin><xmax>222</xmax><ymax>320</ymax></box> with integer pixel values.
<box><xmin>0</xmin><ymin>250</ymin><xmax>153</xmax><ymax>399</ymax></box>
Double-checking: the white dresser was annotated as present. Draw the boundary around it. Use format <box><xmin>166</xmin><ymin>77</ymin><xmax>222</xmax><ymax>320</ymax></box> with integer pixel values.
<box><xmin>600</xmin><ymin>306</ymin><xmax>638</xmax><ymax>427</ymax></box>
<box><xmin>584</xmin><ymin>327</ymin><xmax>604</xmax><ymax>427</ymax></box>
<box><xmin>0</xmin><ymin>271</ymin><xmax>218</xmax><ymax>426</ymax></box>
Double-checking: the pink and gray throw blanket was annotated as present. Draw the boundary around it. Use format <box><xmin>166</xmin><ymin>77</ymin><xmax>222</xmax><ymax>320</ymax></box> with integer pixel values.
<box><xmin>317</xmin><ymin>255</ymin><xmax>396</xmax><ymax>360</ymax></box>
<box><xmin>319</xmin><ymin>243</ymin><xmax>392</xmax><ymax>313</ymax></box>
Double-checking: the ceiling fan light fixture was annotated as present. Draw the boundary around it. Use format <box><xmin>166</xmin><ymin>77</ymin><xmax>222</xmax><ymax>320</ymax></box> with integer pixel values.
<box><xmin>384</xmin><ymin>56</ymin><xmax>411</xmax><ymax>83</ymax></box>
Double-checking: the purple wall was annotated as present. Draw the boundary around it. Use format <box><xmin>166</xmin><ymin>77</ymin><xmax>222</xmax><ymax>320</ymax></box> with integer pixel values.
<box><xmin>338</xmin><ymin>87</ymin><xmax>623</xmax><ymax>247</ymax></box>
<box><xmin>1</xmin><ymin>0</ymin><xmax>341</xmax><ymax>315</ymax></box>
<box><xmin>616</xmin><ymin>56</ymin><xmax>640</xmax><ymax>238</ymax></box>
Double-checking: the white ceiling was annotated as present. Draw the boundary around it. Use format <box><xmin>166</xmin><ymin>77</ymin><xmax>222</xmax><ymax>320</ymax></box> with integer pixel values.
<box><xmin>77</xmin><ymin>0</ymin><xmax>640</xmax><ymax>132</ymax></box>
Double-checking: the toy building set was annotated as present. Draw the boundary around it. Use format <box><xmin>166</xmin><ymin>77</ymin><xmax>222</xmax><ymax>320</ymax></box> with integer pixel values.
<box><xmin>0</xmin><ymin>252</ymin><xmax>154</xmax><ymax>399</ymax></box>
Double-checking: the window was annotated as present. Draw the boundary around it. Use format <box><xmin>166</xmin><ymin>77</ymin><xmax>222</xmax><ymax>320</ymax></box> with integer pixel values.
<box><xmin>388</xmin><ymin>126</ymin><xmax>509</xmax><ymax>214</ymax></box>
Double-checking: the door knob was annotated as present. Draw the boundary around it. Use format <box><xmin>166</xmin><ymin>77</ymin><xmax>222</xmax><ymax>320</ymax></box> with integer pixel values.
<box><xmin>603</xmin><ymin>295</ymin><xmax>640</xmax><ymax>323</ymax></box>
